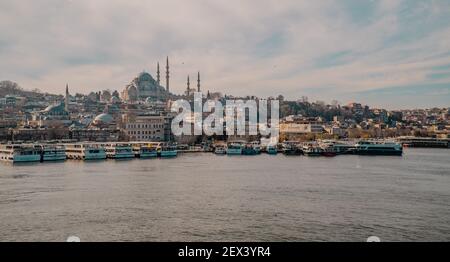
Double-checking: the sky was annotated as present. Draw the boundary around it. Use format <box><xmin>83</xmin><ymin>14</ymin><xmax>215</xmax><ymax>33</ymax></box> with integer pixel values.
<box><xmin>0</xmin><ymin>0</ymin><xmax>449</xmax><ymax>109</ymax></box>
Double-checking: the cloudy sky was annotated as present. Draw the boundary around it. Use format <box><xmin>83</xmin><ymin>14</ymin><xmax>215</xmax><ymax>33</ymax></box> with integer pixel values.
<box><xmin>1</xmin><ymin>0</ymin><xmax>449</xmax><ymax>109</ymax></box>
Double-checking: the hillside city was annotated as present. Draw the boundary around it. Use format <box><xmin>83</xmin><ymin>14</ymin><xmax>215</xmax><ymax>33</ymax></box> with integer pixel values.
<box><xmin>1</xmin><ymin>65</ymin><xmax>449</xmax><ymax>145</ymax></box>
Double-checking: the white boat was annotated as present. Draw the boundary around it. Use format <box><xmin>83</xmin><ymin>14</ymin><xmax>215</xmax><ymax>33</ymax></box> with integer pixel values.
<box><xmin>214</xmin><ymin>145</ymin><xmax>227</xmax><ymax>155</ymax></box>
<box><xmin>65</xmin><ymin>143</ymin><xmax>107</xmax><ymax>160</ymax></box>
<box><xmin>0</xmin><ymin>144</ymin><xmax>41</xmax><ymax>163</ymax></box>
<box><xmin>132</xmin><ymin>142</ymin><xmax>158</xmax><ymax>158</ymax></box>
<box><xmin>318</xmin><ymin>140</ymin><xmax>354</xmax><ymax>155</ymax></box>
<box><xmin>41</xmin><ymin>145</ymin><xmax>66</xmax><ymax>161</ymax></box>
<box><xmin>226</xmin><ymin>141</ymin><xmax>244</xmax><ymax>155</ymax></box>
<box><xmin>158</xmin><ymin>143</ymin><xmax>178</xmax><ymax>157</ymax></box>
<box><xmin>104</xmin><ymin>143</ymin><xmax>135</xmax><ymax>159</ymax></box>
<box><xmin>302</xmin><ymin>143</ymin><xmax>323</xmax><ymax>156</ymax></box>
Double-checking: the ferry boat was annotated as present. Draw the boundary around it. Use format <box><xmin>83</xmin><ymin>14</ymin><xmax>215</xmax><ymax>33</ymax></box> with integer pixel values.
<box><xmin>250</xmin><ymin>141</ymin><xmax>261</xmax><ymax>154</ymax></box>
<box><xmin>282</xmin><ymin>141</ymin><xmax>302</xmax><ymax>155</ymax></box>
<box><xmin>320</xmin><ymin>144</ymin><xmax>337</xmax><ymax>157</ymax></box>
<box><xmin>0</xmin><ymin>144</ymin><xmax>41</xmax><ymax>163</ymax></box>
<box><xmin>318</xmin><ymin>140</ymin><xmax>353</xmax><ymax>156</ymax></box>
<box><xmin>226</xmin><ymin>142</ymin><xmax>244</xmax><ymax>155</ymax></box>
<box><xmin>65</xmin><ymin>143</ymin><xmax>107</xmax><ymax>160</ymax></box>
<box><xmin>214</xmin><ymin>144</ymin><xmax>227</xmax><ymax>155</ymax></box>
<box><xmin>354</xmin><ymin>140</ymin><xmax>403</xmax><ymax>156</ymax></box>
<box><xmin>132</xmin><ymin>142</ymin><xmax>158</xmax><ymax>158</ymax></box>
<box><xmin>41</xmin><ymin>145</ymin><xmax>66</xmax><ymax>161</ymax></box>
<box><xmin>302</xmin><ymin>144</ymin><xmax>323</xmax><ymax>156</ymax></box>
<box><xmin>158</xmin><ymin>143</ymin><xmax>178</xmax><ymax>157</ymax></box>
<box><xmin>242</xmin><ymin>143</ymin><xmax>258</xmax><ymax>155</ymax></box>
<box><xmin>266</xmin><ymin>145</ymin><xmax>278</xmax><ymax>155</ymax></box>
<box><xmin>104</xmin><ymin>143</ymin><xmax>135</xmax><ymax>159</ymax></box>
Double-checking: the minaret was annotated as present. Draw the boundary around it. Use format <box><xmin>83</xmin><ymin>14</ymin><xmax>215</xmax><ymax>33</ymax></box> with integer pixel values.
<box><xmin>197</xmin><ymin>71</ymin><xmax>201</xmax><ymax>92</ymax></box>
<box><xmin>186</xmin><ymin>75</ymin><xmax>190</xmax><ymax>96</ymax></box>
<box><xmin>165</xmin><ymin>56</ymin><xmax>170</xmax><ymax>92</ymax></box>
<box><xmin>65</xmin><ymin>84</ymin><xmax>69</xmax><ymax>112</ymax></box>
<box><xmin>156</xmin><ymin>62</ymin><xmax>160</xmax><ymax>85</ymax></box>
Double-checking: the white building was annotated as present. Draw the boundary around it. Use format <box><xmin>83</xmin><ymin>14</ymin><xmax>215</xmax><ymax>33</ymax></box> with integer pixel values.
<box><xmin>123</xmin><ymin>115</ymin><xmax>165</xmax><ymax>141</ymax></box>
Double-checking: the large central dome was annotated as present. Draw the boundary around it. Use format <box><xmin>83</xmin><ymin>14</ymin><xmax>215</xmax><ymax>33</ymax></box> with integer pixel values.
<box><xmin>121</xmin><ymin>71</ymin><xmax>170</xmax><ymax>102</ymax></box>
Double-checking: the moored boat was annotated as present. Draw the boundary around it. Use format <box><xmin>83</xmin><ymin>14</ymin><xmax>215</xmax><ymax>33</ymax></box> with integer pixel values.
<box><xmin>158</xmin><ymin>143</ymin><xmax>178</xmax><ymax>157</ymax></box>
<box><xmin>266</xmin><ymin>144</ymin><xmax>278</xmax><ymax>155</ymax></box>
<box><xmin>132</xmin><ymin>142</ymin><xmax>158</xmax><ymax>158</ymax></box>
<box><xmin>214</xmin><ymin>144</ymin><xmax>227</xmax><ymax>155</ymax></box>
<box><xmin>320</xmin><ymin>144</ymin><xmax>337</xmax><ymax>157</ymax></box>
<box><xmin>104</xmin><ymin>143</ymin><xmax>135</xmax><ymax>159</ymax></box>
<box><xmin>303</xmin><ymin>144</ymin><xmax>323</xmax><ymax>156</ymax></box>
<box><xmin>0</xmin><ymin>144</ymin><xmax>41</xmax><ymax>163</ymax></box>
<box><xmin>282</xmin><ymin>141</ymin><xmax>302</xmax><ymax>155</ymax></box>
<box><xmin>41</xmin><ymin>145</ymin><xmax>66</xmax><ymax>161</ymax></box>
<box><xmin>354</xmin><ymin>140</ymin><xmax>403</xmax><ymax>156</ymax></box>
<box><xmin>226</xmin><ymin>142</ymin><xmax>243</xmax><ymax>155</ymax></box>
<box><xmin>242</xmin><ymin>143</ymin><xmax>258</xmax><ymax>155</ymax></box>
<box><xmin>65</xmin><ymin>143</ymin><xmax>107</xmax><ymax>160</ymax></box>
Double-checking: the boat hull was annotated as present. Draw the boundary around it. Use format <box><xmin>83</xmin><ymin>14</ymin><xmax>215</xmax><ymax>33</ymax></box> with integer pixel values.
<box><xmin>304</xmin><ymin>152</ymin><xmax>322</xmax><ymax>157</ymax></box>
<box><xmin>283</xmin><ymin>149</ymin><xmax>302</xmax><ymax>155</ymax></box>
<box><xmin>109</xmin><ymin>153</ymin><xmax>135</xmax><ymax>159</ymax></box>
<box><xmin>226</xmin><ymin>149</ymin><xmax>242</xmax><ymax>155</ymax></box>
<box><xmin>139</xmin><ymin>152</ymin><xmax>158</xmax><ymax>158</ymax></box>
<box><xmin>242</xmin><ymin>148</ymin><xmax>257</xmax><ymax>155</ymax></box>
<box><xmin>267</xmin><ymin>149</ymin><xmax>278</xmax><ymax>155</ymax></box>
<box><xmin>214</xmin><ymin>149</ymin><xmax>226</xmax><ymax>155</ymax></box>
<box><xmin>321</xmin><ymin>152</ymin><xmax>337</xmax><ymax>157</ymax></box>
<box><xmin>356</xmin><ymin>150</ymin><xmax>402</xmax><ymax>156</ymax></box>
<box><xmin>84</xmin><ymin>154</ymin><xmax>107</xmax><ymax>160</ymax></box>
<box><xmin>42</xmin><ymin>155</ymin><xmax>67</xmax><ymax>161</ymax></box>
<box><xmin>11</xmin><ymin>155</ymin><xmax>41</xmax><ymax>163</ymax></box>
<box><xmin>159</xmin><ymin>151</ymin><xmax>178</xmax><ymax>157</ymax></box>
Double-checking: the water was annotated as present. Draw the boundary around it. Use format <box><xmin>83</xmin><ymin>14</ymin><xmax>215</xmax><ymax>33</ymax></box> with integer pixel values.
<box><xmin>0</xmin><ymin>148</ymin><xmax>449</xmax><ymax>242</ymax></box>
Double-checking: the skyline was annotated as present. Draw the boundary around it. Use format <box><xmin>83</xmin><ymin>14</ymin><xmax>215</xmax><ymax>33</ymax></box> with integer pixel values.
<box><xmin>1</xmin><ymin>0</ymin><xmax>450</xmax><ymax>109</ymax></box>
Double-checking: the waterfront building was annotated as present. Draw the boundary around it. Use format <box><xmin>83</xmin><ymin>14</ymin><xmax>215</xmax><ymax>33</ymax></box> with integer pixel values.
<box><xmin>122</xmin><ymin>114</ymin><xmax>165</xmax><ymax>141</ymax></box>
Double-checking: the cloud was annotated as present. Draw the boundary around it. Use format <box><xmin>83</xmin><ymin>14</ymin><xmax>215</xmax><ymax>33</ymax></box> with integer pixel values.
<box><xmin>0</xmin><ymin>0</ymin><xmax>449</xmax><ymax>109</ymax></box>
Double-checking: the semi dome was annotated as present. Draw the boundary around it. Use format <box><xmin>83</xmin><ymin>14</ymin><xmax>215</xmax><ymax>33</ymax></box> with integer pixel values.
<box><xmin>44</xmin><ymin>103</ymin><xmax>65</xmax><ymax>112</ymax></box>
<box><xmin>93</xmin><ymin>113</ymin><xmax>113</xmax><ymax>124</ymax></box>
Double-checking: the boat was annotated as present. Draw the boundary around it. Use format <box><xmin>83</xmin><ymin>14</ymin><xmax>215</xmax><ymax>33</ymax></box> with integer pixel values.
<box><xmin>354</xmin><ymin>140</ymin><xmax>403</xmax><ymax>156</ymax></box>
<box><xmin>250</xmin><ymin>141</ymin><xmax>261</xmax><ymax>154</ymax></box>
<box><xmin>282</xmin><ymin>141</ymin><xmax>302</xmax><ymax>155</ymax></box>
<box><xmin>158</xmin><ymin>143</ymin><xmax>178</xmax><ymax>157</ymax></box>
<box><xmin>132</xmin><ymin>142</ymin><xmax>158</xmax><ymax>158</ymax></box>
<box><xmin>0</xmin><ymin>144</ymin><xmax>41</xmax><ymax>163</ymax></box>
<box><xmin>104</xmin><ymin>143</ymin><xmax>135</xmax><ymax>159</ymax></box>
<box><xmin>302</xmin><ymin>144</ymin><xmax>323</xmax><ymax>156</ymax></box>
<box><xmin>242</xmin><ymin>143</ymin><xmax>258</xmax><ymax>155</ymax></box>
<box><xmin>226</xmin><ymin>141</ymin><xmax>244</xmax><ymax>155</ymax></box>
<box><xmin>318</xmin><ymin>140</ymin><xmax>351</xmax><ymax>155</ymax></box>
<box><xmin>320</xmin><ymin>144</ymin><xmax>337</xmax><ymax>157</ymax></box>
<box><xmin>266</xmin><ymin>144</ymin><xmax>278</xmax><ymax>155</ymax></box>
<box><xmin>65</xmin><ymin>143</ymin><xmax>107</xmax><ymax>160</ymax></box>
<box><xmin>214</xmin><ymin>144</ymin><xmax>227</xmax><ymax>155</ymax></box>
<box><xmin>41</xmin><ymin>145</ymin><xmax>66</xmax><ymax>161</ymax></box>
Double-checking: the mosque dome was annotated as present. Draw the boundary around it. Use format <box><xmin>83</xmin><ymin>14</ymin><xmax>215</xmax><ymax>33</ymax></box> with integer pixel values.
<box><xmin>138</xmin><ymin>71</ymin><xmax>154</xmax><ymax>82</ymax></box>
<box><xmin>93</xmin><ymin>113</ymin><xmax>113</xmax><ymax>125</ymax></box>
<box><xmin>110</xmin><ymin>96</ymin><xmax>121</xmax><ymax>104</ymax></box>
<box><xmin>44</xmin><ymin>103</ymin><xmax>65</xmax><ymax>113</ymax></box>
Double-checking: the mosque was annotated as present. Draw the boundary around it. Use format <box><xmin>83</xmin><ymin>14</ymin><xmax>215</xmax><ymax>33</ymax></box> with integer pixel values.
<box><xmin>121</xmin><ymin>57</ymin><xmax>172</xmax><ymax>102</ymax></box>
<box><xmin>121</xmin><ymin>57</ymin><xmax>203</xmax><ymax>102</ymax></box>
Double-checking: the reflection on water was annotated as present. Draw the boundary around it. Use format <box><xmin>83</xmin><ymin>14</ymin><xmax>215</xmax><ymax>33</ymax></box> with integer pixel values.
<box><xmin>0</xmin><ymin>148</ymin><xmax>449</xmax><ymax>242</ymax></box>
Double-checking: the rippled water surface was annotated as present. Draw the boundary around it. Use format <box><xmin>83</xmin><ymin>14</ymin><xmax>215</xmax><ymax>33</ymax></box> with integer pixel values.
<box><xmin>0</xmin><ymin>148</ymin><xmax>449</xmax><ymax>241</ymax></box>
